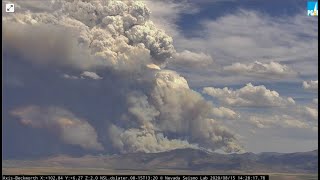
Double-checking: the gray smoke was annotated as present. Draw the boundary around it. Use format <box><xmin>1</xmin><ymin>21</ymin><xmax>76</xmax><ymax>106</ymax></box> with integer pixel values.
<box><xmin>10</xmin><ymin>105</ymin><xmax>103</xmax><ymax>151</ymax></box>
<box><xmin>3</xmin><ymin>0</ymin><xmax>175</xmax><ymax>71</ymax></box>
<box><xmin>4</xmin><ymin>0</ymin><xmax>243</xmax><ymax>154</ymax></box>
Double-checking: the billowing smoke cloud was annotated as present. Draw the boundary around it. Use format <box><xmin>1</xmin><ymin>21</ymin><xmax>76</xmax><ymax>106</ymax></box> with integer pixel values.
<box><xmin>10</xmin><ymin>106</ymin><xmax>104</xmax><ymax>151</ymax></box>
<box><xmin>109</xmin><ymin>125</ymin><xmax>198</xmax><ymax>153</ymax></box>
<box><xmin>108</xmin><ymin>92</ymin><xmax>197</xmax><ymax>153</ymax></box>
<box><xmin>223</xmin><ymin>61</ymin><xmax>297</xmax><ymax>77</ymax></box>
<box><xmin>3</xmin><ymin>0</ymin><xmax>175</xmax><ymax>71</ymax></box>
<box><xmin>109</xmin><ymin>71</ymin><xmax>243</xmax><ymax>153</ymax></box>
<box><xmin>303</xmin><ymin>80</ymin><xmax>318</xmax><ymax>91</ymax></box>
<box><xmin>4</xmin><ymin>0</ymin><xmax>242</xmax><ymax>155</ymax></box>
<box><xmin>203</xmin><ymin>83</ymin><xmax>295</xmax><ymax>107</ymax></box>
<box><xmin>149</xmin><ymin>70</ymin><xmax>242</xmax><ymax>152</ymax></box>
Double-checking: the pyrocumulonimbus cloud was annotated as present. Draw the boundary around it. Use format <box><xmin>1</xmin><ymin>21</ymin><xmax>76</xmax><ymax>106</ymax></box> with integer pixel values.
<box><xmin>4</xmin><ymin>0</ymin><xmax>243</xmax><ymax>154</ymax></box>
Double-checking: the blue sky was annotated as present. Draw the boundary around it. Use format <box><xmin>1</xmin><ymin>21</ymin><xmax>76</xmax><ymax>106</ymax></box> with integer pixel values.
<box><xmin>152</xmin><ymin>0</ymin><xmax>318</xmax><ymax>153</ymax></box>
<box><xmin>2</xmin><ymin>0</ymin><xmax>318</xmax><ymax>158</ymax></box>
<box><xmin>179</xmin><ymin>0</ymin><xmax>307</xmax><ymax>33</ymax></box>
<box><xmin>149</xmin><ymin>0</ymin><xmax>318</xmax><ymax>152</ymax></box>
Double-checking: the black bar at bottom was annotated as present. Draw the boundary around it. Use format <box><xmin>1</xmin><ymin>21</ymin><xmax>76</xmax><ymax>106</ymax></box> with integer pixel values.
<box><xmin>2</xmin><ymin>175</ymin><xmax>269</xmax><ymax>180</ymax></box>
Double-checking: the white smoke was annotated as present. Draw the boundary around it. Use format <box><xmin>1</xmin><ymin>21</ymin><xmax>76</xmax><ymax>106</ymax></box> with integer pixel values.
<box><xmin>3</xmin><ymin>0</ymin><xmax>175</xmax><ymax>71</ymax></box>
<box><xmin>108</xmin><ymin>80</ymin><xmax>243</xmax><ymax>153</ymax></box>
<box><xmin>109</xmin><ymin>125</ymin><xmax>198</xmax><ymax>153</ymax></box>
<box><xmin>4</xmin><ymin>0</ymin><xmax>243</xmax><ymax>154</ymax></box>
<box><xmin>148</xmin><ymin>70</ymin><xmax>242</xmax><ymax>152</ymax></box>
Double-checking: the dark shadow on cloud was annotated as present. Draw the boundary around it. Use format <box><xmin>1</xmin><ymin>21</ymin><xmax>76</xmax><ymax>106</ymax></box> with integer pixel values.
<box><xmin>2</xmin><ymin>53</ymin><xmax>136</xmax><ymax>158</ymax></box>
<box><xmin>2</xmin><ymin>115</ymin><xmax>91</xmax><ymax>160</ymax></box>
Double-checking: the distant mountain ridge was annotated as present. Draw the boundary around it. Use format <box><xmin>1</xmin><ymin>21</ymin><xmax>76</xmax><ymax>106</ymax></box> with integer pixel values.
<box><xmin>3</xmin><ymin>148</ymin><xmax>318</xmax><ymax>173</ymax></box>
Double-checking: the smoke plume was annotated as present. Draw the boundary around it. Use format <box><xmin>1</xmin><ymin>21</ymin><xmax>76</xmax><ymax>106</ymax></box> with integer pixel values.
<box><xmin>4</xmin><ymin>0</ymin><xmax>242</xmax><ymax>155</ymax></box>
<box><xmin>10</xmin><ymin>105</ymin><xmax>103</xmax><ymax>151</ymax></box>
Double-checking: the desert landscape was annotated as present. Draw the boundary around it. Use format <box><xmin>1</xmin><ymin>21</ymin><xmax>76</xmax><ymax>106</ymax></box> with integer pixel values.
<box><xmin>3</xmin><ymin>148</ymin><xmax>318</xmax><ymax>179</ymax></box>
